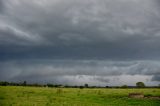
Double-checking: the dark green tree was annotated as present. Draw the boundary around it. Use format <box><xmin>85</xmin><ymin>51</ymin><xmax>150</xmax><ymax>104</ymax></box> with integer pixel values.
<box><xmin>79</xmin><ymin>86</ymin><xmax>84</xmax><ymax>89</ymax></box>
<box><xmin>0</xmin><ymin>81</ymin><xmax>9</xmax><ymax>86</ymax></box>
<box><xmin>121</xmin><ymin>85</ymin><xmax>128</xmax><ymax>88</ymax></box>
<box><xmin>136</xmin><ymin>82</ymin><xmax>145</xmax><ymax>88</ymax></box>
<box><xmin>23</xmin><ymin>81</ymin><xmax>27</xmax><ymax>86</ymax></box>
<box><xmin>84</xmin><ymin>84</ymin><xmax>88</xmax><ymax>88</ymax></box>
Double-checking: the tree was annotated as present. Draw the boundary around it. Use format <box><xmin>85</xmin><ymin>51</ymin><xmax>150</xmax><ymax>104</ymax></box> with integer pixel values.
<box><xmin>84</xmin><ymin>84</ymin><xmax>88</xmax><ymax>88</ymax></box>
<box><xmin>23</xmin><ymin>81</ymin><xmax>27</xmax><ymax>86</ymax></box>
<box><xmin>136</xmin><ymin>82</ymin><xmax>145</xmax><ymax>88</ymax></box>
<box><xmin>105</xmin><ymin>86</ymin><xmax>109</xmax><ymax>88</ymax></box>
<box><xmin>121</xmin><ymin>85</ymin><xmax>128</xmax><ymax>88</ymax></box>
<box><xmin>0</xmin><ymin>81</ymin><xmax>9</xmax><ymax>86</ymax></box>
<box><xmin>158</xmin><ymin>84</ymin><xmax>160</xmax><ymax>88</ymax></box>
<box><xmin>47</xmin><ymin>83</ymin><xmax>54</xmax><ymax>87</ymax></box>
<box><xmin>79</xmin><ymin>86</ymin><xmax>84</xmax><ymax>89</ymax></box>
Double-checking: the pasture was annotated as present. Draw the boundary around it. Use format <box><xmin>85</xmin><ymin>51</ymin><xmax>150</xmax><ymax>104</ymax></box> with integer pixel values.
<box><xmin>0</xmin><ymin>86</ymin><xmax>160</xmax><ymax>106</ymax></box>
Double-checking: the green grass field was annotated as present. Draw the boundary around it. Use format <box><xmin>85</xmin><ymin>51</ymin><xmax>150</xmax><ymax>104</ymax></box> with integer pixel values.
<box><xmin>0</xmin><ymin>86</ymin><xmax>160</xmax><ymax>106</ymax></box>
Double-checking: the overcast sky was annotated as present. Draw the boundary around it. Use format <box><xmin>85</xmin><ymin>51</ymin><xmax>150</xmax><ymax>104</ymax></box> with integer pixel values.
<box><xmin>0</xmin><ymin>0</ymin><xmax>160</xmax><ymax>86</ymax></box>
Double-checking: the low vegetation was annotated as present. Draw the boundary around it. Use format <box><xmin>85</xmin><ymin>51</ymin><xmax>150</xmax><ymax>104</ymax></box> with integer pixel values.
<box><xmin>0</xmin><ymin>86</ymin><xmax>160</xmax><ymax>106</ymax></box>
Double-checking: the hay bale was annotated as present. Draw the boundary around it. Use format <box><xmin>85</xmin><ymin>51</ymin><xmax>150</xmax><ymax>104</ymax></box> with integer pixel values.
<box><xmin>128</xmin><ymin>93</ymin><xmax>144</xmax><ymax>98</ymax></box>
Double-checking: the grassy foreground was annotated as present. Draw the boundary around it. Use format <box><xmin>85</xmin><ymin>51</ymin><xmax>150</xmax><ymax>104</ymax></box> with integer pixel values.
<box><xmin>0</xmin><ymin>86</ymin><xmax>160</xmax><ymax>106</ymax></box>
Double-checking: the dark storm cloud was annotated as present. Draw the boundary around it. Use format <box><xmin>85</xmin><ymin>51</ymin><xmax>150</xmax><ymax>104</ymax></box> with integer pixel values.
<box><xmin>152</xmin><ymin>75</ymin><xmax>160</xmax><ymax>81</ymax></box>
<box><xmin>0</xmin><ymin>0</ymin><xmax>4</xmax><ymax>12</ymax></box>
<box><xmin>0</xmin><ymin>0</ymin><xmax>160</xmax><ymax>60</ymax></box>
<box><xmin>0</xmin><ymin>0</ymin><xmax>160</xmax><ymax>85</ymax></box>
<box><xmin>0</xmin><ymin>60</ymin><xmax>159</xmax><ymax>85</ymax></box>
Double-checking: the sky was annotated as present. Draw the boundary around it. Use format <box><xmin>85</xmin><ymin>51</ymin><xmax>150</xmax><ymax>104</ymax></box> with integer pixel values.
<box><xmin>0</xmin><ymin>0</ymin><xmax>160</xmax><ymax>86</ymax></box>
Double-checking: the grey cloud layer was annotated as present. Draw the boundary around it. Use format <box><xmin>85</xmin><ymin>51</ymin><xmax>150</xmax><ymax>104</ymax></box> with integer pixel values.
<box><xmin>0</xmin><ymin>0</ymin><xmax>160</xmax><ymax>85</ymax></box>
<box><xmin>0</xmin><ymin>0</ymin><xmax>160</xmax><ymax>60</ymax></box>
<box><xmin>0</xmin><ymin>60</ymin><xmax>159</xmax><ymax>83</ymax></box>
<box><xmin>152</xmin><ymin>75</ymin><xmax>160</xmax><ymax>81</ymax></box>
<box><xmin>0</xmin><ymin>0</ymin><xmax>160</xmax><ymax>43</ymax></box>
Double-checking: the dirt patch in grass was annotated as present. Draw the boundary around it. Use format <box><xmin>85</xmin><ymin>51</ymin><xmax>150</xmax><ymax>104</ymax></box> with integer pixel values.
<box><xmin>144</xmin><ymin>96</ymin><xmax>160</xmax><ymax>100</ymax></box>
<box><xmin>128</xmin><ymin>93</ymin><xmax>144</xmax><ymax>98</ymax></box>
<box><xmin>129</xmin><ymin>93</ymin><xmax>160</xmax><ymax>100</ymax></box>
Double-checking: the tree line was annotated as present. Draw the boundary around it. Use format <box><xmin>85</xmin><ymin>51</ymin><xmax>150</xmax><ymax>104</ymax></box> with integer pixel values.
<box><xmin>0</xmin><ymin>81</ymin><xmax>159</xmax><ymax>88</ymax></box>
